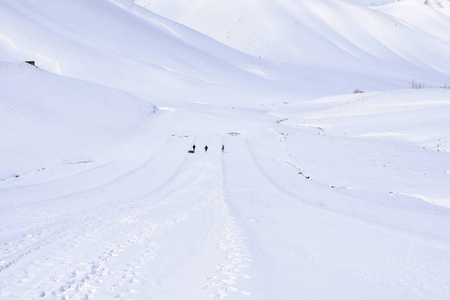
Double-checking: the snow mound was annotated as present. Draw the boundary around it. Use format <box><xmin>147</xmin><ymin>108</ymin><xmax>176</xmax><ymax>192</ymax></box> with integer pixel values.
<box><xmin>0</xmin><ymin>62</ymin><xmax>156</xmax><ymax>179</ymax></box>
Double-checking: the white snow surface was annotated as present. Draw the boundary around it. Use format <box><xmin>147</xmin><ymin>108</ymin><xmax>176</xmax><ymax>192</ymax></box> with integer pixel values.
<box><xmin>1</xmin><ymin>0</ymin><xmax>450</xmax><ymax>299</ymax></box>
<box><xmin>133</xmin><ymin>0</ymin><xmax>450</xmax><ymax>72</ymax></box>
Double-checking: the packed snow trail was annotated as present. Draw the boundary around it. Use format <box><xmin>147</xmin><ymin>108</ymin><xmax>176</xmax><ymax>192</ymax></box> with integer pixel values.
<box><xmin>1</xmin><ymin>106</ymin><xmax>450</xmax><ymax>299</ymax></box>
<box><xmin>0</xmin><ymin>117</ymin><xmax>252</xmax><ymax>299</ymax></box>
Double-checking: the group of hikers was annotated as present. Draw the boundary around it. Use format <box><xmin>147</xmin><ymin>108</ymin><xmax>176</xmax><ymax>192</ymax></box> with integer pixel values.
<box><xmin>191</xmin><ymin>144</ymin><xmax>224</xmax><ymax>153</ymax></box>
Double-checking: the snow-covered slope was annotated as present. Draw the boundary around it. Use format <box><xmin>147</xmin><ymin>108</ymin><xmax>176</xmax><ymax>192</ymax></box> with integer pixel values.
<box><xmin>272</xmin><ymin>89</ymin><xmax>450</xmax><ymax>208</ymax></box>
<box><xmin>1</xmin><ymin>0</ymin><xmax>450</xmax><ymax>299</ymax></box>
<box><xmin>134</xmin><ymin>0</ymin><xmax>450</xmax><ymax>78</ymax></box>
<box><xmin>1</xmin><ymin>86</ymin><xmax>450</xmax><ymax>299</ymax></box>
<box><xmin>0</xmin><ymin>0</ymin><xmax>288</xmax><ymax>105</ymax></box>
<box><xmin>0</xmin><ymin>62</ymin><xmax>156</xmax><ymax>181</ymax></box>
<box><xmin>376</xmin><ymin>0</ymin><xmax>450</xmax><ymax>42</ymax></box>
<box><xmin>1</xmin><ymin>0</ymin><xmax>450</xmax><ymax>102</ymax></box>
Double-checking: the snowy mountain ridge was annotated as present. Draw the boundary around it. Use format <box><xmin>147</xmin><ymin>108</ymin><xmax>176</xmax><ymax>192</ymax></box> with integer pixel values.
<box><xmin>132</xmin><ymin>0</ymin><xmax>450</xmax><ymax>70</ymax></box>
<box><xmin>2</xmin><ymin>0</ymin><xmax>450</xmax><ymax>98</ymax></box>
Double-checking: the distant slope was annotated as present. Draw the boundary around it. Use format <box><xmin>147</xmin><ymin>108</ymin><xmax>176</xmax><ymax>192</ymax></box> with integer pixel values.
<box><xmin>134</xmin><ymin>0</ymin><xmax>450</xmax><ymax>75</ymax></box>
<box><xmin>0</xmin><ymin>0</ymin><xmax>287</xmax><ymax>105</ymax></box>
<box><xmin>376</xmin><ymin>0</ymin><xmax>450</xmax><ymax>43</ymax></box>
<box><xmin>1</xmin><ymin>0</ymin><xmax>449</xmax><ymax>103</ymax></box>
<box><xmin>0</xmin><ymin>0</ymin><xmax>279</xmax><ymax>107</ymax></box>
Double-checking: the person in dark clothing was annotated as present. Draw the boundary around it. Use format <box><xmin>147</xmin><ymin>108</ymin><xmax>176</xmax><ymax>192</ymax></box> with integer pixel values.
<box><xmin>221</xmin><ymin>145</ymin><xmax>225</xmax><ymax>152</ymax></box>
<box><xmin>192</xmin><ymin>144</ymin><xmax>196</xmax><ymax>152</ymax></box>
<box><xmin>204</xmin><ymin>145</ymin><xmax>208</xmax><ymax>152</ymax></box>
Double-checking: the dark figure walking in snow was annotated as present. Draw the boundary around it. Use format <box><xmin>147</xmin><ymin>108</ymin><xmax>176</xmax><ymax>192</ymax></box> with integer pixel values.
<box><xmin>222</xmin><ymin>145</ymin><xmax>225</xmax><ymax>152</ymax></box>
<box><xmin>204</xmin><ymin>145</ymin><xmax>208</xmax><ymax>152</ymax></box>
<box><xmin>192</xmin><ymin>144</ymin><xmax>196</xmax><ymax>152</ymax></box>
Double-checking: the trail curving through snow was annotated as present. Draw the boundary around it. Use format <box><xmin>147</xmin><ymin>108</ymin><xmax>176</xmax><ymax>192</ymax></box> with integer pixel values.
<box><xmin>2</xmin><ymin>105</ymin><xmax>450</xmax><ymax>300</ymax></box>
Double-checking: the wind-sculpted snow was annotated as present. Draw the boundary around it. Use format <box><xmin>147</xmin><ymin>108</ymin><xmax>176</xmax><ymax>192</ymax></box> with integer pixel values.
<box><xmin>135</xmin><ymin>0</ymin><xmax>450</xmax><ymax>83</ymax></box>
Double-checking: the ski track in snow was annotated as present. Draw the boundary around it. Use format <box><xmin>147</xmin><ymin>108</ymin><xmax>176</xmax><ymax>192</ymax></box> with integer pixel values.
<box><xmin>2</xmin><ymin>125</ymin><xmax>450</xmax><ymax>299</ymax></box>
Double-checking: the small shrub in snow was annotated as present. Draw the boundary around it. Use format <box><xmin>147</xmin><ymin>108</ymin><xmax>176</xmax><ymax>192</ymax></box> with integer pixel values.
<box><xmin>411</xmin><ymin>79</ymin><xmax>425</xmax><ymax>89</ymax></box>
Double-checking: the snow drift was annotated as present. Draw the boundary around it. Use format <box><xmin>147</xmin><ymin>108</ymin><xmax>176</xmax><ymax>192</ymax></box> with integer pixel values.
<box><xmin>0</xmin><ymin>62</ymin><xmax>156</xmax><ymax>180</ymax></box>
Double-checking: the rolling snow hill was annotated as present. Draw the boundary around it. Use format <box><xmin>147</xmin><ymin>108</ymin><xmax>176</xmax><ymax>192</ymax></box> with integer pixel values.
<box><xmin>0</xmin><ymin>0</ymin><xmax>291</xmax><ymax>105</ymax></box>
<box><xmin>0</xmin><ymin>62</ymin><xmax>156</xmax><ymax>180</ymax></box>
<box><xmin>134</xmin><ymin>0</ymin><xmax>450</xmax><ymax>81</ymax></box>
<box><xmin>1</xmin><ymin>0</ymin><xmax>450</xmax><ymax>99</ymax></box>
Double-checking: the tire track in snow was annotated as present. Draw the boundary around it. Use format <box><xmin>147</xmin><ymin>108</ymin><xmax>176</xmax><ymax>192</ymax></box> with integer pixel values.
<box><xmin>3</xmin><ymin>133</ymin><xmax>253</xmax><ymax>299</ymax></box>
<box><xmin>26</xmin><ymin>195</ymin><xmax>211</xmax><ymax>299</ymax></box>
<box><xmin>23</xmin><ymin>133</ymin><xmax>214</xmax><ymax>299</ymax></box>
<box><xmin>244</xmin><ymin>133</ymin><xmax>450</xmax><ymax>253</ymax></box>
<box><xmin>0</xmin><ymin>134</ymin><xmax>193</xmax><ymax>270</ymax></box>
<box><xmin>1</xmin><ymin>135</ymin><xmax>199</xmax><ymax>298</ymax></box>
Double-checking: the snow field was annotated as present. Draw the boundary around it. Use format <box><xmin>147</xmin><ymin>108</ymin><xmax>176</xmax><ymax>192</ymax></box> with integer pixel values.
<box><xmin>0</xmin><ymin>107</ymin><xmax>254</xmax><ymax>299</ymax></box>
<box><xmin>272</xmin><ymin>89</ymin><xmax>450</xmax><ymax>208</ymax></box>
<box><xmin>220</xmin><ymin>131</ymin><xmax>449</xmax><ymax>299</ymax></box>
<box><xmin>1</xmin><ymin>91</ymin><xmax>450</xmax><ymax>299</ymax></box>
<box><xmin>1</xmin><ymin>0</ymin><xmax>450</xmax><ymax>299</ymax></box>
